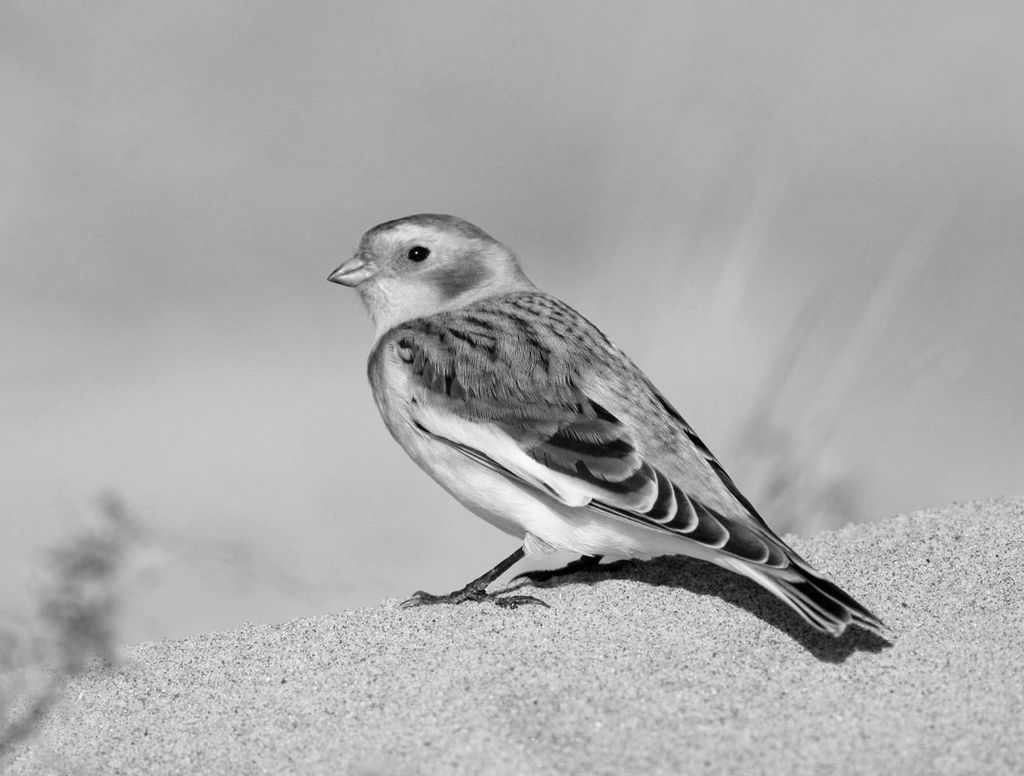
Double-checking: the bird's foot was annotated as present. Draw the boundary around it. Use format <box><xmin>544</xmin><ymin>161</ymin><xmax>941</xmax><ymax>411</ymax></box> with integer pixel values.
<box><xmin>513</xmin><ymin>555</ymin><xmax>640</xmax><ymax>584</ymax></box>
<box><xmin>400</xmin><ymin>586</ymin><xmax>548</xmax><ymax>610</ymax></box>
<box><xmin>399</xmin><ymin>545</ymin><xmax>548</xmax><ymax>610</ymax></box>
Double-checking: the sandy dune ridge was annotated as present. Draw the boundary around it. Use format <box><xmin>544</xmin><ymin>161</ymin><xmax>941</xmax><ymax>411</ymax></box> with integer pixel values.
<box><xmin>4</xmin><ymin>498</ymin><xmax>1023</xmax><ymax>775</ymax></box>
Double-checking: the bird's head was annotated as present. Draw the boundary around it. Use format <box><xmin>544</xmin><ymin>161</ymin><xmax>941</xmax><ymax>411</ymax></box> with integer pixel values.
<box><xmin>328</xmin><ymin>214</ymin><xmax>533</xmax><ymax>335</ymax></box>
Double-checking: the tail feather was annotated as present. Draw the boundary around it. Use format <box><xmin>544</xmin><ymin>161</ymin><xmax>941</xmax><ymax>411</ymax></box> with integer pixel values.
<box><xmin>731</xmin><ymin>558</ymin><xmax>887</xmax><ymax>638</ymax></box>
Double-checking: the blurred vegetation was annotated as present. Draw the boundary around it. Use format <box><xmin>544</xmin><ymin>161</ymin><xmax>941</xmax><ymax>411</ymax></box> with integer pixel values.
<box><xmin>729</xmin><ymin>205</ymin><xmax>951</xmax><ymax>533</ymax></box>
<box><xmin>0</xmin><ymin>494</ymin><xmax>138</xmax><ymax>761</ymax></box>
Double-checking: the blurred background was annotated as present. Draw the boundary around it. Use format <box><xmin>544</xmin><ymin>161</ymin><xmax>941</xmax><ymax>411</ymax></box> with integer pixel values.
<box><xmin>2</xmin><ymin>1</ymin><xmax>1022</xmax><ymax>645</ymax></box>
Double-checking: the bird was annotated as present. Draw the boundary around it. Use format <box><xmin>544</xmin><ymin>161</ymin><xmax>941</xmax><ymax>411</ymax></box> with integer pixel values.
<box><xmin>328</xmin><ymin>213</ymin><xmax>886</xmax><ymax>638</ymax></box>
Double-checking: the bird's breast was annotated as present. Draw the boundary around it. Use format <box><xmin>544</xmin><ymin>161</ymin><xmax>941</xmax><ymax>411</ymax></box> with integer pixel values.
<box><xmin>368</xmin><ymin>339</ymin><xmax>418</xmax><ymax>445</ymax></box>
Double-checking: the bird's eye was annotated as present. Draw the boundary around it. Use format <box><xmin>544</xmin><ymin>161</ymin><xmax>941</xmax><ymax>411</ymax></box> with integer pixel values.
<box><xmin>407</xmin><ymin>246</ymin><xmax>430</xmax><ymax>262</ymax></box>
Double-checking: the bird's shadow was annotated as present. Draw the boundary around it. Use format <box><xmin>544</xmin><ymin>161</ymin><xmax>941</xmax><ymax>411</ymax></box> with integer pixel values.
<box><xmin>502</xmin><ymin>555</ymin><xmax>891</xmax><ymax>663</ymax></box>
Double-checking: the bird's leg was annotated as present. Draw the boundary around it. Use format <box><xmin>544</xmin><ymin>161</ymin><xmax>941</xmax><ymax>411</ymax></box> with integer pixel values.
<box><xmin>513</xmin><ymin>554</ymin><xmax>640</xmax><ymax>584</ymax></box>
<box><xmin>400</xmin><ymin>546</ymin><xmax>549</xmax><ymax>610</ymax></box>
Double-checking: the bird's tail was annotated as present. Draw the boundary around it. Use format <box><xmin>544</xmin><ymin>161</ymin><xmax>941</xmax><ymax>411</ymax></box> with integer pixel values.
<box><xmin>729</xmin><ymin>556</ymin><xmax>888</xmax><ymax>638</ymax></box>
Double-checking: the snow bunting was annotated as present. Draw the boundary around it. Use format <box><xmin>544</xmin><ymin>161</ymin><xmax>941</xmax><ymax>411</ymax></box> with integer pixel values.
<box><xmin>329</xmin><ymin>213</ymin><xmax>885</xmax><ymax>637</ymax></box>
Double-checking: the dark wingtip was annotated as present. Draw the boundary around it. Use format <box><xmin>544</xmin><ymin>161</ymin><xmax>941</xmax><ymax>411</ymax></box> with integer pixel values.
<box><xmin>788</xmin><ymin>564</ymin><xmax>888</xmax><ymax>638</ymax></box>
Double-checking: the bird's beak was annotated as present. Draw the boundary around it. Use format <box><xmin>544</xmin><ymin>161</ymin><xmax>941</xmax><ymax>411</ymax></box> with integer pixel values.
<box><xmin>327</xmin><ymin>257</ymin><xmax>376</xmax><ymax>287</ymax></box>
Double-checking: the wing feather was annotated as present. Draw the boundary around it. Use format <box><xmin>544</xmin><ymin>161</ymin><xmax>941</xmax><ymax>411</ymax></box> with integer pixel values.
<box><xmin>389</xmin><ymin>300</ymin><xmax>790</xmax><ymax>568</ymax></box>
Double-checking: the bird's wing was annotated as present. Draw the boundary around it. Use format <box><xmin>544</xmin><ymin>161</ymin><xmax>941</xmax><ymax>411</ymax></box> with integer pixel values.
<box><xmin>387</xmin><ymin>298</ymin><xmax>789</xmax><ymax>568</ymax></box>
<box><xmin>631</xmin><ymin>372</ymin><xmax>774</xmax><ymax>531</ymax></box>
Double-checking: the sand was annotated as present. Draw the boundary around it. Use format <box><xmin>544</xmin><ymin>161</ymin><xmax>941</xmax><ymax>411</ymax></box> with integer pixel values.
<box><xmin>3</xmin><ymin>498</ymin><xmax>1023</xmax><ymax>775</ymax></box>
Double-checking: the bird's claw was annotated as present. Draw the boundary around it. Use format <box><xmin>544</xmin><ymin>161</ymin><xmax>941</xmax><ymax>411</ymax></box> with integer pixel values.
<box><xmin>493</xmin><ymin>594</ymin><xmax>549</xmax><ymax>609</ymax></box>
<box><xmin>399</xmin><ymin>588</ymin><xmax>548</xmax><ymax>610</ymax></box>
<box><xmin>400</xmin><ymin>588</ymin><xmax>484</xmax><ymax>608</ymax></box>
